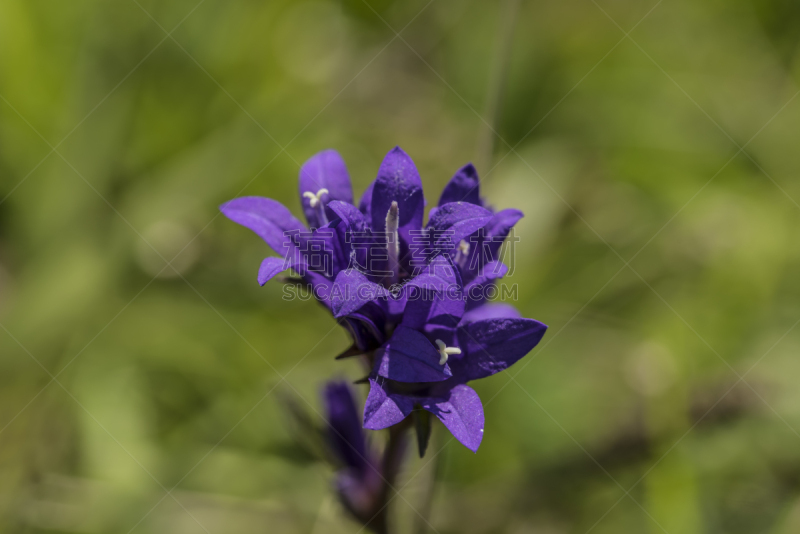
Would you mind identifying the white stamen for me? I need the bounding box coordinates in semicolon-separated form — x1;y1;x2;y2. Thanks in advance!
435;339;461;366
303;188;329;209
455;239;471;267
386;201;400;283
303;188;330;225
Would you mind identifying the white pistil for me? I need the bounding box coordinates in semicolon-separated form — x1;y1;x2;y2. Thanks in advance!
386;201;400;283
435;339;461;366
303;188;330;224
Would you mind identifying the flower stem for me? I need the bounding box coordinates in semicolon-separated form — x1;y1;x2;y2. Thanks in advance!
366;420;410;534
412;428;445;534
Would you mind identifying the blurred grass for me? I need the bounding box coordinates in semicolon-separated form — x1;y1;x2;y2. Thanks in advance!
2;0;800;532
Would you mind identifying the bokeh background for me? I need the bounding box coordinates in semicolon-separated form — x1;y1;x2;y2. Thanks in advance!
2;0;800;532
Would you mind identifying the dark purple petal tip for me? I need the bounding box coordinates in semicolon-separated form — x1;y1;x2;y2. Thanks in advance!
438;163;482;207
371;147;425;235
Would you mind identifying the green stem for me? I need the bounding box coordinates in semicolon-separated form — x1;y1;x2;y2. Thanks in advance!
412;427;446;534
366;421;410;534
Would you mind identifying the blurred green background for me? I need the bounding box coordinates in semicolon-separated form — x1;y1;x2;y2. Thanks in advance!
2;0;800;532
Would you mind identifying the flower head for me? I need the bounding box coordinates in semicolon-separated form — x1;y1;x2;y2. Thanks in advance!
219;149;356;300
359;257;547;452
221;146;546;452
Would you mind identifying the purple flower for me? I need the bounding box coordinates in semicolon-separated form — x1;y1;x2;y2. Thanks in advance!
430;163;524;309
351;149;524;311
364;290;547;452
327;149;524;346
329;249;547;452
348;255;542;452
222;146;545;452
322;381;382;523
220;149;357;299
221;146;522;312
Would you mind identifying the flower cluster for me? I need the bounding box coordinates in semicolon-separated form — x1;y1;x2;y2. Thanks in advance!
221;146;546;527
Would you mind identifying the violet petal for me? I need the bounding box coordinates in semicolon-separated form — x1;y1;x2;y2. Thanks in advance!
359;180;376;216
364;378;414;430
402;256;465;331
454;318;548;382
422;384;484;452
220;197;306;257
299;150;353;228
327;200;369;234
460;303;521;324
374;326;452;383
370;147;425;242
257;256;295;286
427;202;493;249
331;269;389;319
484;209;524;256
464;260;508;292
438;163;481;207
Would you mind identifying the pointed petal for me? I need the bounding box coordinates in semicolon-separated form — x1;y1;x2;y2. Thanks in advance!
327;200;369;233
427;202;493;250
359;180;376;216
257;256;294;286
364;378;414;430
460;303;521;324
220;197;306;256
402;256;465;330
405;254;461;294
402;292;464;331
327;204;375;274
457;209;522;290
331;269;389;319
463;260;508;307
484;209;523;256
464;261;508;291
454;318;548;381
370;147;425;240
438;163;481;206
299;150;353;228
374;326;452;383
423;384;484;452
294;225;341;278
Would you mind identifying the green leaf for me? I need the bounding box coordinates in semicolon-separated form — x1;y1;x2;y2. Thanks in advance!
413;407;432;458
